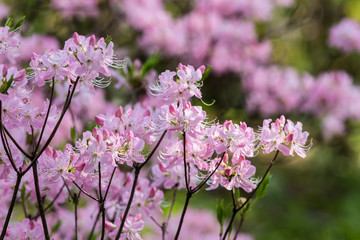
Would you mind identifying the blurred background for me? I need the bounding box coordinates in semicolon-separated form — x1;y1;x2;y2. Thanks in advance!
1;0;360;239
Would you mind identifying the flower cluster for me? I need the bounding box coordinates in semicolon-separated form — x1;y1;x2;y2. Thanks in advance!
51;0;99;18
0;26;20;55
114;0;294;73
243;65;360;139
30;32;124;90
329;18;360;53
0;28;311;239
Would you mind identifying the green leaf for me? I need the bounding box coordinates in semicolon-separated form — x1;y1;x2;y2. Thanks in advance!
216;199;225;225
25;191;32;200
71;126;76;143
141;54;161;77
234;189;240;203
216;199;225;237
199;65;212;83
128;63;134;78
51;220;62;234
0;75;14;94
5;18;12;27
20;184;26;203
10;16;25;32
254;174;271;204
89;235;97;240
105;35;112;46
241;198;253;216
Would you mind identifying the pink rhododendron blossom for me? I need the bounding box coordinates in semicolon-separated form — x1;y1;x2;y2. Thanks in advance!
5;218;44;240
0;26;20;55
52;0;99;18
29;32;125;91
260;115;311;158
207;153;257;192
329;18;360;53
108;214;144;240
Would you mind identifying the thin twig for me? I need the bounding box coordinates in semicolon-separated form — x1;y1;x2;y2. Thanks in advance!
221;151;280;240
183;132;190;192
34;78;55;154
73;181;99;202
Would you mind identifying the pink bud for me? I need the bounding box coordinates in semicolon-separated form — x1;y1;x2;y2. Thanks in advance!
159;162;167;172
286;133;294;142
144;109;151;117
45;146;53;156
96;135;101;143
95;116;105;126
134;214;142;221
276;115;286;128
178;63;185;71
149;186;156;198
223;153;229;163
76;163;85;171
240;122;247;131
199;65;205;74
134;59;142;69
1;65;7;77
115;106;123;118
224;120;232;130
224;168;232;176
185;101;192;110
89;35;96;46
53;150;60;159
13;69;25;81
280;115;286;124
72;32;81;45
29;220;35;230
103;129;109;140
104;221;117;231
92;127;98;137
169;104;176;115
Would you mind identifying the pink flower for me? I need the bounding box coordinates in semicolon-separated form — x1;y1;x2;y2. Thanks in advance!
0;26;20;54
260;115;311;157
329;18;360;53
207;154;257;192
52;0;99;18
5;218;44;240
108;214;144;240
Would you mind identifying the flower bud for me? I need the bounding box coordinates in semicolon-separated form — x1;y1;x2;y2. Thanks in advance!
223;153;229;164
95;116;105;126
134;59;142;69
286;133;294;142
45;146;53;156
224;168;232;176
92;127;98;137
115;106;123;118
105;221;117;231
53;150;60;159
237;197;247;206
76;163;85;171
148;186;156;198
72;32;81;45
103;129;109;140
89;35;96;46
169;104;176;116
